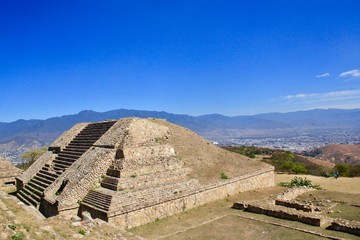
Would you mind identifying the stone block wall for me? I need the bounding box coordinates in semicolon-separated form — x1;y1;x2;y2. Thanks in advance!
121;145;179;176
276;186;314;201
331;220;360;236
96;118;169;149
108;167;274;228
275;199;313;212
245;204;324;226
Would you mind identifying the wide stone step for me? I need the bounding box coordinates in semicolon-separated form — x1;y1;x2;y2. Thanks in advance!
83;198;111;210
83;200;110;211
30;178;49;189
83;191;112;208
22;187;41;202
53;162;70;170
57;152;82;159
81;125;111;130
77;131;106;136
82;199;110;211
28;180;46;192
33;175;52;185
69;139;97;145
39;169;60;178
100;182;117;191
53;159;73;166
36;172;57;182
63;146;89;152
18;190;39;207
73;136;102;141
102;176;119;185
24;184;43;198
17;192;31;206
67;143;93;148
83;194;112;205
106;169;121;178
56;155;78;162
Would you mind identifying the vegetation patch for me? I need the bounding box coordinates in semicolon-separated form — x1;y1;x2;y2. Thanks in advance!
220;172;229;180
11;232;25;240
279;176;321;189
8;224;17;231
332;163;360;177
225;146;332;176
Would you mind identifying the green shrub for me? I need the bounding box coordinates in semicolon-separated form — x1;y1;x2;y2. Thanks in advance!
220;172;229;180
279;176;321;189
8;224;16;231
11;232;25;240
79;229;86;235
332;164;350;177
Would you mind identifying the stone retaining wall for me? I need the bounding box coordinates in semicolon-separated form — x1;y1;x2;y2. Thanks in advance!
245;204;324;226
275;199;313;212
117;167;191;190
108;167;274;228
122;145;177;176
331;220;360;236
276;186;315;201
96;118;169;149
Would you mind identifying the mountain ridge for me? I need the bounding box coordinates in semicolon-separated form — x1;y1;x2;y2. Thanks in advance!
1;108;360;144
1;108;360;164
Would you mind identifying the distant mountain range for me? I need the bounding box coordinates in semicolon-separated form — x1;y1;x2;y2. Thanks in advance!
1;108;360;145
1;108;360;164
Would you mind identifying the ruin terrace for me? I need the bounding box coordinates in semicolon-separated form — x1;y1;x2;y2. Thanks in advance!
16;117;274;228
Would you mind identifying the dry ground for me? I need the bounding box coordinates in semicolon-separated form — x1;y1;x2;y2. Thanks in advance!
130;174;360;240
1;174;359;239
275;174;360;194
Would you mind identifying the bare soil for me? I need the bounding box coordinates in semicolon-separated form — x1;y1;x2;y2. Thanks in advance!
153;119;269;184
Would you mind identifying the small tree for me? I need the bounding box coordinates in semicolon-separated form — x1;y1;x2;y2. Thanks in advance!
18;147;47;170
333;164;350;177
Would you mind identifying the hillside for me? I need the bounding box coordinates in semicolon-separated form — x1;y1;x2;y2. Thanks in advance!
306;144;360;165
304;143;360;165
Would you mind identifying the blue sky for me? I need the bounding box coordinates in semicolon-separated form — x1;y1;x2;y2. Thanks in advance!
1;1;360;122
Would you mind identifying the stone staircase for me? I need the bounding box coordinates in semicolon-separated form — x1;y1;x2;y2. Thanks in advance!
79;167;121;220
17;121;116;208
101;168;121;191
80;190;113;221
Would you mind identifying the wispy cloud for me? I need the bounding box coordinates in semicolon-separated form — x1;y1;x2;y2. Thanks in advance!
316;73;330;78
339;69;360;78
283;89;360;103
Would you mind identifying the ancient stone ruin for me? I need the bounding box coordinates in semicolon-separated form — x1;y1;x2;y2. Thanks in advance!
0;156;22;186
16;118;274;228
